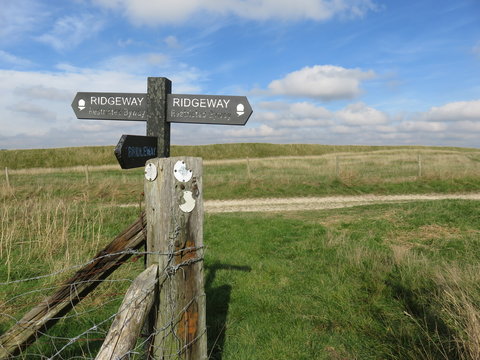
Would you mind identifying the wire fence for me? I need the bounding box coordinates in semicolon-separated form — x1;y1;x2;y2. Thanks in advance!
0;219;206;359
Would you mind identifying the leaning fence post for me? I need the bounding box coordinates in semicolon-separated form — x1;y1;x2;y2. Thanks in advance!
144;157;207;359
95;264;159;360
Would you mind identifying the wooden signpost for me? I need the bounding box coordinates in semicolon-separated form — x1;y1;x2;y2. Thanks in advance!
71;77;252;359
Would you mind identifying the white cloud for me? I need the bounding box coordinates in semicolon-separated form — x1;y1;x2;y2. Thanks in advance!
267;65;375;100
93;53;205;92
335;102;388;125
255;101;333;127
0;50;33;68
398;121;448;133
424;99;480;122
225;124;289;139
0;0;46;43
92;0;377;25
165;36;181;49
0;68;144;141
0;52;209;149
36;14;104;51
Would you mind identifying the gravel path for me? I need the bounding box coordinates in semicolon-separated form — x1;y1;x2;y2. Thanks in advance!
204;193;480;213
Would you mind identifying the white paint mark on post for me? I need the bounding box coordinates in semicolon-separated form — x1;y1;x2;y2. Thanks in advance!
174;160;193;183
145;163;158;181
179;191;196;213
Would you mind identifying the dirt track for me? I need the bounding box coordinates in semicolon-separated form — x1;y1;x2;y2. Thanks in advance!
204;193;480;213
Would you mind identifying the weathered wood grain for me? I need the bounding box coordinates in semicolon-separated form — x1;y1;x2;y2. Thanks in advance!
144;157;207;360
95;264;159;360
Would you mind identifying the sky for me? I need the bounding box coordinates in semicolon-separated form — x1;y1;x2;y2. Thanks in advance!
0;0;479;150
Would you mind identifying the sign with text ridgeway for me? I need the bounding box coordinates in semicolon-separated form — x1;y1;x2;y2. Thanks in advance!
167;94;252;125
71;92;147;121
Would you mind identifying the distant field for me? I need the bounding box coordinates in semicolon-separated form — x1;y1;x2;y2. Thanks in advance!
1;143;479;359
1;144;479;203
1;142;478;169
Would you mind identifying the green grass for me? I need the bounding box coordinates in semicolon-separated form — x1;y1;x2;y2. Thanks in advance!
1;199;479;359
1;143;479;359
204;201;480;359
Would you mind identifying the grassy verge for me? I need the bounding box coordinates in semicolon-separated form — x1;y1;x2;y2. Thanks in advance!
1;199;479;359
204;200;480;359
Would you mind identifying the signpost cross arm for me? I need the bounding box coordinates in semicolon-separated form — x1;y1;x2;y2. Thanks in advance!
147;77;171;158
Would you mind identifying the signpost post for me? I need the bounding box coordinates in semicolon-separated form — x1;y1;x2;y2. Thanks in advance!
72;77;252;360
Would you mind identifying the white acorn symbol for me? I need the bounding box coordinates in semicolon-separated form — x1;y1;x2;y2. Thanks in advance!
236;103;244;116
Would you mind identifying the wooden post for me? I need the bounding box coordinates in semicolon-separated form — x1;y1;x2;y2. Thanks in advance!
246;157;251;181
95;264;159;360
144;157;207;360
4;167;10;188
417;154;422;178
85;165;90;185
335;156;340;178
147;77;171;158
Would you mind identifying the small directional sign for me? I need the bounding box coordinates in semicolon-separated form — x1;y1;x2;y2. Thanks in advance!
167;94;252;125
114;135;157;169
72;92;147;121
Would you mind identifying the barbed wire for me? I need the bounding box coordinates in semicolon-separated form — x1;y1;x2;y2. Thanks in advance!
1;246;206;359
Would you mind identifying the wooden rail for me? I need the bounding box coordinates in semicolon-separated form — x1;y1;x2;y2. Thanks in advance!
0;213;147;359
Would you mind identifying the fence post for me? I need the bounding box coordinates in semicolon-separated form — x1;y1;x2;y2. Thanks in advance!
417;154;422;178
4;167;10;188
144;157;207;360
335;156;340;178
85;165;90;185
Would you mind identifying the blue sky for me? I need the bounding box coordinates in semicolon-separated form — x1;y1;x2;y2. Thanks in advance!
0;0;479;150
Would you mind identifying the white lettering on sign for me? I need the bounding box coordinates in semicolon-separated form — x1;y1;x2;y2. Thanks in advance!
90;96;145;107
172;97;230;109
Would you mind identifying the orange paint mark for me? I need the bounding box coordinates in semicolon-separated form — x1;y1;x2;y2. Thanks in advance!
178;308;199;345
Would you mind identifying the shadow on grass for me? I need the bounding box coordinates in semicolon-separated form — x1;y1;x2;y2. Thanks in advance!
385;271;461;360
205;262;251;360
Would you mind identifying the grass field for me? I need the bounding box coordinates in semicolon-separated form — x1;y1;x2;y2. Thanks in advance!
1;143;479;359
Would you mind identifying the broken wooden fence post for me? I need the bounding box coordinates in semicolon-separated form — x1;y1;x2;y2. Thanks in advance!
95;264;159;360
144;157;207;360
